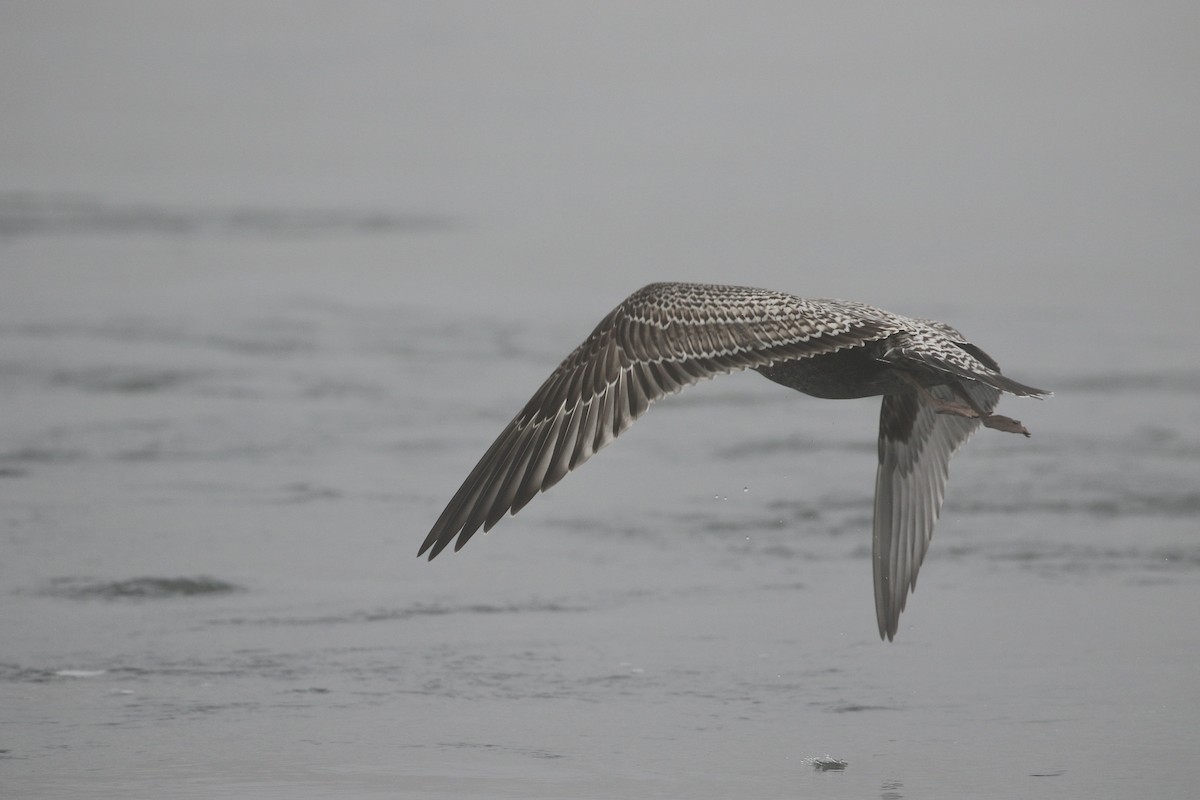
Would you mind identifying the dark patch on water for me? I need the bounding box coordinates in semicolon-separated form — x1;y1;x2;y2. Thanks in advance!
298;378;389;401
40;576;243;600
825;702;896;714
715;435;874;460
0;663;61;683
1039;429;1200;461
667;389;794;410
696;515;797;535
0;192;455;239
144;700;263;721
662;499;869;550
0;445;86;465
546;515;651;542
2;319;175;345
4;417;306;466
3;315;321;360
767;498;835;516
1124;430;1200;460
951;489;1200;518
434;741;565;760
0;653;304;686
266;482;343;504
0;664;122;683
211;599;584;627
49;366;201;394
664;501;822;534
988;543;1200;575
1056;370;1200;394
201;330;319;357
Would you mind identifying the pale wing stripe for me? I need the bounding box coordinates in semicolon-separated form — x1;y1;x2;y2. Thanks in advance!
570;392;602;468
462;423;536;539
430;423;522;548
592;382;617;453
613;369;634;436
541;399;584;493
487;414;558;531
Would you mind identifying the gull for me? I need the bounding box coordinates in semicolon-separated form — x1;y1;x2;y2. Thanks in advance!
419;282;1048;640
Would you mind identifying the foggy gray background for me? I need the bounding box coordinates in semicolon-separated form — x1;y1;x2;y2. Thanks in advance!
6;2;1197;318
3;3;1198;798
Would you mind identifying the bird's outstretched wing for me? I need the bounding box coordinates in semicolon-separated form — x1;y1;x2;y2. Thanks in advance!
873;380;998;640
420;282;894;559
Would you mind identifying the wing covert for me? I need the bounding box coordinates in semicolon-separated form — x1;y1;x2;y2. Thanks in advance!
420;282;892;559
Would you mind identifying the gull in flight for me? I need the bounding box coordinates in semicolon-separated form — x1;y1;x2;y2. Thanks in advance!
420;282;1048;640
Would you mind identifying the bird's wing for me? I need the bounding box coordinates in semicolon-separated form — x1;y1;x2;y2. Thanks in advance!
885;329;1051;398
421;282;895;559
873;380;999;640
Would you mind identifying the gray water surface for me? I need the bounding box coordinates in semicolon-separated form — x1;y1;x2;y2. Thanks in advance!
3;4;1199;798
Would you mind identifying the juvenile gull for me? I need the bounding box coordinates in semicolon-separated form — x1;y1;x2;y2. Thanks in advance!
420;282;1049;640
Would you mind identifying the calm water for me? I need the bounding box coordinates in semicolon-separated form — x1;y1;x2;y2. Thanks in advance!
3;4;1199;798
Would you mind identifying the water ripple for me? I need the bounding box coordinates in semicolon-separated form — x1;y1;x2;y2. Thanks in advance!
1056;370;1200;394
212;599;586;627
0;193;454;239
951;490;1200;518
37;576;243;600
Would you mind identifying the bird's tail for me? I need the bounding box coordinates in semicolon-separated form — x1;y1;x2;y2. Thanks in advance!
985;372;1051;398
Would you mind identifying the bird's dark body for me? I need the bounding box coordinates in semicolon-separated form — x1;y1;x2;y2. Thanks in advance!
421;282;1048;640
756;339;934;399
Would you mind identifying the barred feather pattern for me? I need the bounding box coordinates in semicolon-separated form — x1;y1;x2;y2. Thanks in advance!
420;282;1049;641
419;283;896;559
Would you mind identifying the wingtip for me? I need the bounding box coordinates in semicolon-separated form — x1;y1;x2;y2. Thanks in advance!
418;530;451;560
417;536;434;560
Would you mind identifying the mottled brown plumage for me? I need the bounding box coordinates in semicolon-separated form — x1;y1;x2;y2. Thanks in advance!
420;282;1049;640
